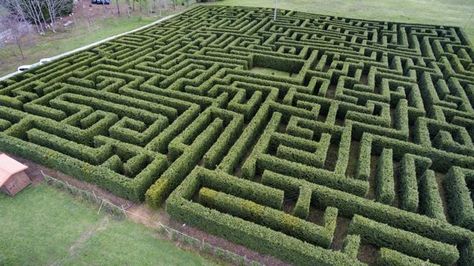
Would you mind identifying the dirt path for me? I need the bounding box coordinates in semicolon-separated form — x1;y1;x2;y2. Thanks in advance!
50;217;110;266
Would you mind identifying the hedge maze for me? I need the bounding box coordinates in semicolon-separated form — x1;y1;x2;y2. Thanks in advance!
1;5;474;265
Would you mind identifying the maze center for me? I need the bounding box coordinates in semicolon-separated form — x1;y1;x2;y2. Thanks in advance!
1;5;474;265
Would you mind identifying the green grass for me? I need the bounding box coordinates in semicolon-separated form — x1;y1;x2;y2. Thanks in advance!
215;0;474;44
0;184;215;266
250;67;294;77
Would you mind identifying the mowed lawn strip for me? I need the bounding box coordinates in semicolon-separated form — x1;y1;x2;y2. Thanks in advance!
0;184;215;266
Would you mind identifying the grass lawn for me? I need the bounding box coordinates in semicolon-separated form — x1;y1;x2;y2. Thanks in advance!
0;184;215;266
216;0;474;44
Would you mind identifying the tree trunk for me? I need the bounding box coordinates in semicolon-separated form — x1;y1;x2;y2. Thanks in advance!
115;0;121;16
15;35;25;60
31;0;48;33
21;0;43;34
46;0;56;33
126;0;131;17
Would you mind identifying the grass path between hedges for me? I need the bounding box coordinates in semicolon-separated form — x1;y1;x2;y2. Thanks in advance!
216;0;474;44
0;184;217;266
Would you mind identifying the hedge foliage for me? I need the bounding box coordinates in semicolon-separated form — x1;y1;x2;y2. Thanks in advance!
293;186;312;219
2;5;474;266
348;215;459;265
377;248;439;266
444;167;474;230
375;148;395;204
199;187;333;247
261;170;474;264
166;168;364;266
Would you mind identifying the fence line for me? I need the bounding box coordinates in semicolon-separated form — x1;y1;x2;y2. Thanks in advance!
40;171;262;266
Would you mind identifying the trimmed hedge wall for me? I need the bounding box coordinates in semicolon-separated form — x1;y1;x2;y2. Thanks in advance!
166;169;364;266
261;169;474;264
293;186;312;219
375;148;395;204
377;248;439;266
348;215;459;265
199;187;334;247
2;5;474;266
444;167;474;230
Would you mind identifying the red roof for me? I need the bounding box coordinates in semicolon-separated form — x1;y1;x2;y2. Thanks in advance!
0;154;28;187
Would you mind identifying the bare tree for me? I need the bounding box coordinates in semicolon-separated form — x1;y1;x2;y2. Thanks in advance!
1;12;30;59
26;0;47;34
102;0;108;17
34;0;49;31
5;0;46;34
1;0;35;32
158;0;166;16
84;5;95;31
125;0;131;17
151;0;156;14
2;0;73;34
115;0;120;16
44;0;70;32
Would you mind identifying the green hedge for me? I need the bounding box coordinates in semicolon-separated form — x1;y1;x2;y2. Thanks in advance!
200;168;284;209
377;248;439;266
259;154;369;196
0;132;166;202
418;169;446;221
342;235;360;259
348;215;459;265
444;167;474;230
261;169;474;265
374;148;395;204
293;186;312;219
199;187;333;247
166;169;364;266
146;110;224;207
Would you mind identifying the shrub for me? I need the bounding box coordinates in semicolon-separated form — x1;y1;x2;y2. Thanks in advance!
377;248;439;266
293;186;312;219
348;215;459;265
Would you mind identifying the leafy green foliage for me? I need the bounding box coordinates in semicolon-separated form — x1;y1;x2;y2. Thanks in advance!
1;5;474;265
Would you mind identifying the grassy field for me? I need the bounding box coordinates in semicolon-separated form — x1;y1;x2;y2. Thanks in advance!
216;0;474;44
0;184;215;266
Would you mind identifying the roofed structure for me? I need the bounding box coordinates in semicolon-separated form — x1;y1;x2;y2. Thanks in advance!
0;154;31;196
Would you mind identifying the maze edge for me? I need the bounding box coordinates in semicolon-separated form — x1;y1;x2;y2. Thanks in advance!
1;5;474;265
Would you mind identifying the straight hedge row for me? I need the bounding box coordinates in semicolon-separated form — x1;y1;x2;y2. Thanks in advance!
199;187;334;248
261;169;474;264
348;215;459;265
166;167;364;266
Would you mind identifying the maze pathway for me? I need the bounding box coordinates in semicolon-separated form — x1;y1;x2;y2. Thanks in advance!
1;5;474;265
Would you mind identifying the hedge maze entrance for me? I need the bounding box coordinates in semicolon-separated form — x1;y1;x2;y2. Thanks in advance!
1;5;474;265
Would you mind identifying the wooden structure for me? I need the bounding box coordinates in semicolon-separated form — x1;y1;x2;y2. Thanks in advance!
0;154;31;196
